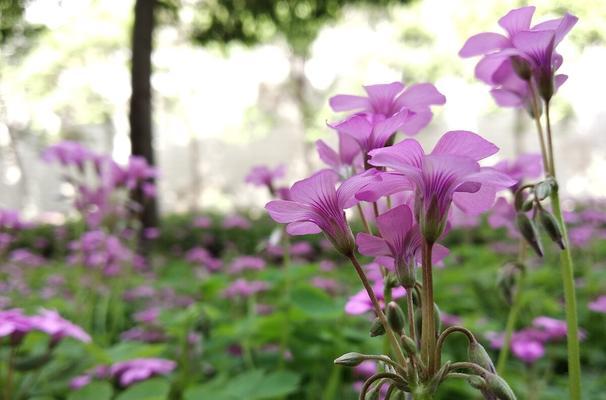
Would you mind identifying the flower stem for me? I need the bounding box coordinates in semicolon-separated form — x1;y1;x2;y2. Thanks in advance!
538;101;582;400
420;240;436;377
528;83;551;174
347;254;407;367
406;291;416;343
357;204;373;235
496;240;527;375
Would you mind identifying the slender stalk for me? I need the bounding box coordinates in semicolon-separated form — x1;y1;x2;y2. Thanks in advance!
357;203;373;235
540;101;582;400
420;241;436;376
347;254;407;366
496;240;527;375
528;83;551;174
545;102;556;177
278;228;291;369
435;326;475;367
406;291;416;343
4;346;16;400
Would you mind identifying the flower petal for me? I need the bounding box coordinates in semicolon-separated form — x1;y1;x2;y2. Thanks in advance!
337;169;381;208
368;139;425;170
355;172;413;202
490;88;525;107
498;6;536;36
363;82;405;113
400;109;434;136
394;83;446;110
331;114;373;151
459;32;510;57
289;169;339;204
265;200;316;223
356;233;391;257
329;94;369;112
286;221;322;235
372;110;409;147
376;205;414;246
316;140;340;168
453;184;497;216
432;131;499;161
532;13;578;45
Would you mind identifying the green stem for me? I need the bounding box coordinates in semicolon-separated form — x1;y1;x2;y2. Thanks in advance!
528;83;551;174
496;242;527;375
537;99;581;400
278;228;291;369
550;188;582;400
420;241;436;377
4;346;15;400
347;254;407;367
357;204;373;235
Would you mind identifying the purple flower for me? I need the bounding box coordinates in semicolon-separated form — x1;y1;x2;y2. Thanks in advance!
229;256;266;274
460;6;578;103
316;130;362;176
532;316;567;341
511;335;545;364
9;249;45;267
222;214;252;229
110;358;175;386
42;141;93;168
193;216;212;228
329;81;446;136
345;281;405;315
360;131;515;242
0;309;33;344
356;205;449;287
265;169;380;255
245;164;286;193
223;279;269;299
310;277;341;294
588;296;606;313
186;247;222;271
29;309;91;344
493;153;543;189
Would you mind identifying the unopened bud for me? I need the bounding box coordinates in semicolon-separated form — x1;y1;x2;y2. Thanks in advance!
420;195;448;243
370;317;385;337
396;259;416;289
334;352;367;367
497;262;525;306
516;212;543;257
538;73;554;103
534;181;552;201
484;373;517;400
514;189;533;212
400;335;418;356
387;302;406;333
467;375;487;390
468;341;496;374
538;209;565;250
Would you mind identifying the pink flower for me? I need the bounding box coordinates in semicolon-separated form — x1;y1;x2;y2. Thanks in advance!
229;256;266;273
29;309;91;344
193;216;212;228
345;281;405;315
223;279;269;299
222;214;252;229
245;164;286;190
532;316;567;341
110;358;175;387
316;130;362;176
329;81;445;136
356;205;449;287
186;247;222;271
459;6;578;104
266;169;380;255
588;296;606;313
359;131;515;242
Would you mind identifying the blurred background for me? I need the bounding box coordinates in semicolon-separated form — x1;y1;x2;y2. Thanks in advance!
1;0;605;222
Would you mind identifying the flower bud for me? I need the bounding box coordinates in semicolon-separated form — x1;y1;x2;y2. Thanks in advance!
467;375;487;390
515;212;543;257
370;317;385;337
514;189;533;212
511;56;532;81
420;195;448;244
468;341;496;374
334;352;367;367
484;373;517;400
325;221;356;256
400;334;418;357
538;73;554;103
497;262;525;306
387;302;406;333
533;180;553;201
538;209;565;250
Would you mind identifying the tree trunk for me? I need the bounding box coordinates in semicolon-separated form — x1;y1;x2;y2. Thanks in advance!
129;0;158;230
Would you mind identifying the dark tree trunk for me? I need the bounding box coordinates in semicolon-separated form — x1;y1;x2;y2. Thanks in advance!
129;0;158;230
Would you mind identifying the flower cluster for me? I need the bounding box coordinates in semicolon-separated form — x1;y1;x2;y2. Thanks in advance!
0;308;90;345
71;358;176;389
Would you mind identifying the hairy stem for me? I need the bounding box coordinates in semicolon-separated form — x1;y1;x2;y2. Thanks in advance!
420;241;436;377
348;254;407;367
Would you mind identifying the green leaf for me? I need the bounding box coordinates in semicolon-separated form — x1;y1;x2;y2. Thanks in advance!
251;370;301;399
67;382;113;400
114;378;170;400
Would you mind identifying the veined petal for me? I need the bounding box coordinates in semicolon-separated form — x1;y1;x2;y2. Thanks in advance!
453;184;497;215
329;94;369;112
337;169;382;209
289;169;339;204
286;221;322;235
368;139;425;170
432;130;499;161
498;6;536;36
475;54;510;84
512;30;556;65
372;110;408;148
463;167;518;188
363;82;405;114
338;131;362;165
355;172;413;202
394;83;446;110
376;205;414;247
316;140;340;168
532;13;578;45
399;109;434;136
459;32;510;57
331;114;373;151
265;200;317;223
356;233;391;257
